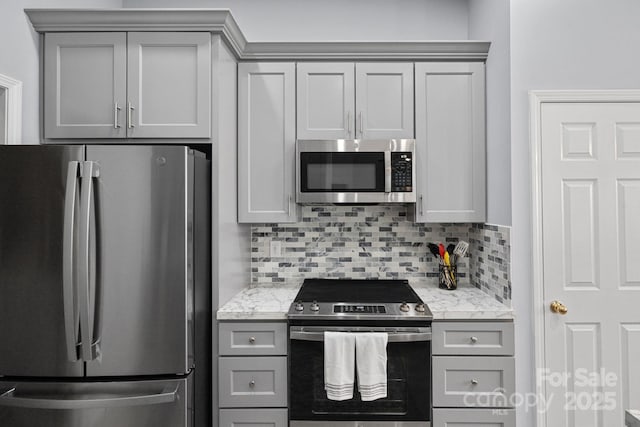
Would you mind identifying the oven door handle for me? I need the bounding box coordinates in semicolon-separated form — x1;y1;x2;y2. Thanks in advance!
289;329;432;343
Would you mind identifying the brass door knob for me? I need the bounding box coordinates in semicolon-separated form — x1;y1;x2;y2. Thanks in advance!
550;300;568;315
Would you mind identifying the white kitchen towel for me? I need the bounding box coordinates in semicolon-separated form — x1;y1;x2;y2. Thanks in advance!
324;331;356;401
355;332;388;401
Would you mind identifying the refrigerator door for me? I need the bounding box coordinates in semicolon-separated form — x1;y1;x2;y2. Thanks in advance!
84;146;193;376
0;145;85;377
0;377;191;427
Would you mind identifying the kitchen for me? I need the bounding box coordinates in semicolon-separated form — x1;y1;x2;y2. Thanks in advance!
0;1;639;427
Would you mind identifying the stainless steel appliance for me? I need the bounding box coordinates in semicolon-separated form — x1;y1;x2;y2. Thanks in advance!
288;279;433;427
296;139;416;204
0;145;210;427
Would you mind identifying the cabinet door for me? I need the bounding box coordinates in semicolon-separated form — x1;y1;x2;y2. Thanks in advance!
414;62;486;223
44;33;127;139
238;62;297;223
355;62;414;139
127;32;211;138
297;62;355;139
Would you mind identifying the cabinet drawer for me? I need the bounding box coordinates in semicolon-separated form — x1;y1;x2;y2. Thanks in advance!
433;356;515;408
433;322;514;356
433;408;515;427
219;322;287;356
219;357;287;407
219;409;288;427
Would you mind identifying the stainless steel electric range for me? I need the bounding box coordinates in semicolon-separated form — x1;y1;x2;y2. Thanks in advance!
288;279;433;427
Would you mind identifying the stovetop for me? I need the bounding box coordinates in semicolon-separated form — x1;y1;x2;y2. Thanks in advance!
287;278;433;322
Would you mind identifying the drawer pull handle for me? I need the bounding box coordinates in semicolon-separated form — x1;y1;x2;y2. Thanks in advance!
471;379;479;386
249;337;256;344
470;336;478;343
249;380;256;388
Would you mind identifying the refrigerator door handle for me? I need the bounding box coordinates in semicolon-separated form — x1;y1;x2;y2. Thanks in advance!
0;384;179;409
63;161;81;362
78;161;100;362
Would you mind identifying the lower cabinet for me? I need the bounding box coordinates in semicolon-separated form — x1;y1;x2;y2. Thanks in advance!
218;321;288;426
432;321;515;427
219;409;288;427
433;408;516;427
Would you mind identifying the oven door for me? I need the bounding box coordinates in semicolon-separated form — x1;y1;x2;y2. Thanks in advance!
289;326;431;426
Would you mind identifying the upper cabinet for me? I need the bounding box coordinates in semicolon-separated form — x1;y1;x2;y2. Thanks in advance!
238;62;298;223
44;32;211;139
297;62;413;140
413;62;486;223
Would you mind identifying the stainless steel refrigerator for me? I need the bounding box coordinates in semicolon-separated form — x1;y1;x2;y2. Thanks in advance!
0;145;210;427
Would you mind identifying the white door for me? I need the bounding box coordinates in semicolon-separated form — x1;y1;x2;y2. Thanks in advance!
539;101;640;426
127;32;211;138
44;32;127;139
296;62;355;140
355;62;414;139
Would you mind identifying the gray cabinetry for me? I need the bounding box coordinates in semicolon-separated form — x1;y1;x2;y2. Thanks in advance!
44;32;211;139
297;62;413;139
218;321;288;426
238;62;297;223
414;62;486;223
432;321;515;427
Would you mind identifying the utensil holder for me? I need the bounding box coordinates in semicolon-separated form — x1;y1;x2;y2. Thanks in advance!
439;264;457;290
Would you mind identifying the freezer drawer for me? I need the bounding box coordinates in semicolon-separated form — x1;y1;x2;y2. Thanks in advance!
0;377;192;427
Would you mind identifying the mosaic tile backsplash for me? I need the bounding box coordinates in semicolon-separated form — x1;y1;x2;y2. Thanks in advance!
251;205;511;305
469;223;512;305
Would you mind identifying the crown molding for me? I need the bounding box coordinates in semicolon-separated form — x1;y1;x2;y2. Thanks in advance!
25;9;490;61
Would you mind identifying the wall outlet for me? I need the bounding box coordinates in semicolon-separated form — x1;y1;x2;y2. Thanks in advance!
270;240;282;257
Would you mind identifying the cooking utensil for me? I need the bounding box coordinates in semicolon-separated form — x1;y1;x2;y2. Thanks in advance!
443;251;456;287
438;243;445;259
427;242;440;259
453;241;469;259
446;243;457;264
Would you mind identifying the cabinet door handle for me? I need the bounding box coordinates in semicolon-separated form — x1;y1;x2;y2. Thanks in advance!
288;194;292;217
346;111;351;137
470;336;478;343
471;379;479;386
249;380;256;388
127;102;135;129
358;111;363;137
114;102;121;129
249;336;256;344
419;195;424;216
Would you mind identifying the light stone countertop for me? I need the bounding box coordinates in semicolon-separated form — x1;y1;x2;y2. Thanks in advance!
627;410;640;427
216;282;514;321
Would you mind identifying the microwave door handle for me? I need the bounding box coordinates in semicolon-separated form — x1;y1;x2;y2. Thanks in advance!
290;330;432;343
384;151;392;193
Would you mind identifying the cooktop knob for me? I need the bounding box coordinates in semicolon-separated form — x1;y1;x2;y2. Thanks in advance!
415;303;426;313
399;302;410;312
294;301;304;312
310;301;320;312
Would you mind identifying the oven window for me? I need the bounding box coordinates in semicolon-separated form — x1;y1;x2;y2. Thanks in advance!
290;338;431;422
300;152;385;192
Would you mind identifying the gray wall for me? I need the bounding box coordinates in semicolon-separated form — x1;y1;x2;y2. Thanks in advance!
510;0;640;426
0;0;123;144
123;0;470;41
468;0;511;226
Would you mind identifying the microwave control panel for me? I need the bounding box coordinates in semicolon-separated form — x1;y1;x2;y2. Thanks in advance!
391;152;413;192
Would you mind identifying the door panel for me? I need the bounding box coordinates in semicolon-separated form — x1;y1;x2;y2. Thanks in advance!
85;146;191;376
0;377;190;427
44;33;127;139
238;62;297;223
127;32;211;138
0;145;85;377
541;102;640;426
296;62;355;140
355;62;414;139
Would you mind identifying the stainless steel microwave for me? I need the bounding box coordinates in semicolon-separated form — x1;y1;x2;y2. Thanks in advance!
296;139;416;204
